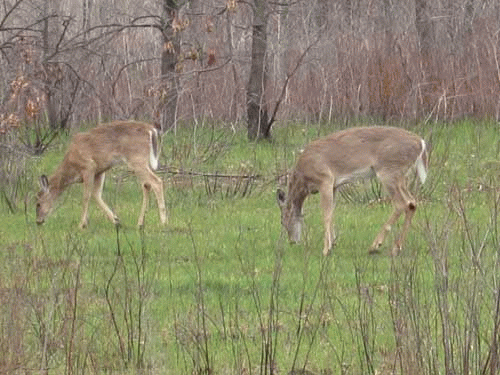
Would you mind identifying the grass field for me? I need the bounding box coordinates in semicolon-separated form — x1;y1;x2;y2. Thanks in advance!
1;120;500;374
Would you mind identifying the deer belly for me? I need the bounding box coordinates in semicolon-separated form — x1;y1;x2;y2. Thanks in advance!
335;166;375;186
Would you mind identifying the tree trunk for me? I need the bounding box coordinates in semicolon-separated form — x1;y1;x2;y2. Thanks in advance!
226;7;239;123
246;0;270;141
415;0;433;57
82;0;92;39
42;0;59;130
159;0;181;132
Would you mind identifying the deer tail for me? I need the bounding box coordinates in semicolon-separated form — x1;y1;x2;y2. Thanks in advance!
149;128;160;170
415;138;428;184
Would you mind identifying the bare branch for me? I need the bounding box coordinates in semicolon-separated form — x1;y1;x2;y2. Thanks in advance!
268;32;321;129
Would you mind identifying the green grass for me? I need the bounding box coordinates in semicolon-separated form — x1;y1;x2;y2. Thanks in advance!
1;120;500;374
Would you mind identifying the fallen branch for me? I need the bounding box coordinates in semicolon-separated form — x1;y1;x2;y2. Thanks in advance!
157;166;262;180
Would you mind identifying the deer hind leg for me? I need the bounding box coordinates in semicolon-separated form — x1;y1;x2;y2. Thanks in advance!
392;185;417;256
370;175;405;253
150;172;167;224
138;181;149;228
92;172;120;226
135;167;167;227
320;180;336;256
370;176;415;255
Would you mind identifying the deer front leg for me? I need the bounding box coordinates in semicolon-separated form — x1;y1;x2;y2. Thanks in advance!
79;172;94;229
92;172;120;226
320;183;336;256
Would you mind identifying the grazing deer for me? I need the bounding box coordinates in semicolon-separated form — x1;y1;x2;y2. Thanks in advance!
276;126;428;256
36;121;167;229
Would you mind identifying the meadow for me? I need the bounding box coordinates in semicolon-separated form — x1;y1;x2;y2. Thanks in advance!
1;120;500;374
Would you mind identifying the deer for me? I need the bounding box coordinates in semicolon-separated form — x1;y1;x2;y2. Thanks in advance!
276;126;428;256
36;121;167;229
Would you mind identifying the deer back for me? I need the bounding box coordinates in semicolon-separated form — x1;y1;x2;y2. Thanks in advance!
294;126;424;190
65;121;158;174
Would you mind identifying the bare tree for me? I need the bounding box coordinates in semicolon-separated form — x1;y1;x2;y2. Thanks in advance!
41;0;60;130
247;0;270;141
159;0;181;131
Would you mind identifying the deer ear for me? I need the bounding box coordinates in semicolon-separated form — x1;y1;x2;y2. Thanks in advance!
39;175;49;192
276;189;286;207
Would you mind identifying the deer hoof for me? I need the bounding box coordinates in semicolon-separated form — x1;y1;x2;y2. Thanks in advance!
391;244;402;257
323;238;336;256
368;247;381;255
369;240;383;254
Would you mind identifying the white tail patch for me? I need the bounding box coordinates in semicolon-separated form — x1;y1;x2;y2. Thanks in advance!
415;139;427;184
149;129;159;170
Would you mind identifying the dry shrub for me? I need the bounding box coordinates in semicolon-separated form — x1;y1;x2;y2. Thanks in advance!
0;283;28;373
270;21;500;123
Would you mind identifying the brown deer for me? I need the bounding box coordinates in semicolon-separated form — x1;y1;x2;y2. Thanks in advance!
36;121;167;229
276;126;428;256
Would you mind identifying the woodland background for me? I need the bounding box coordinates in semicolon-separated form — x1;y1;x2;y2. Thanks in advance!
2;1;500;374
1;0;500;147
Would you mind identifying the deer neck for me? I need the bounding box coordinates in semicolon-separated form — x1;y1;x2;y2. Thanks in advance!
287;170;308;215
48;161;80;196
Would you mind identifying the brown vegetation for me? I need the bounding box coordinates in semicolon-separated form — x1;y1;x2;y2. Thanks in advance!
1;1;499;146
